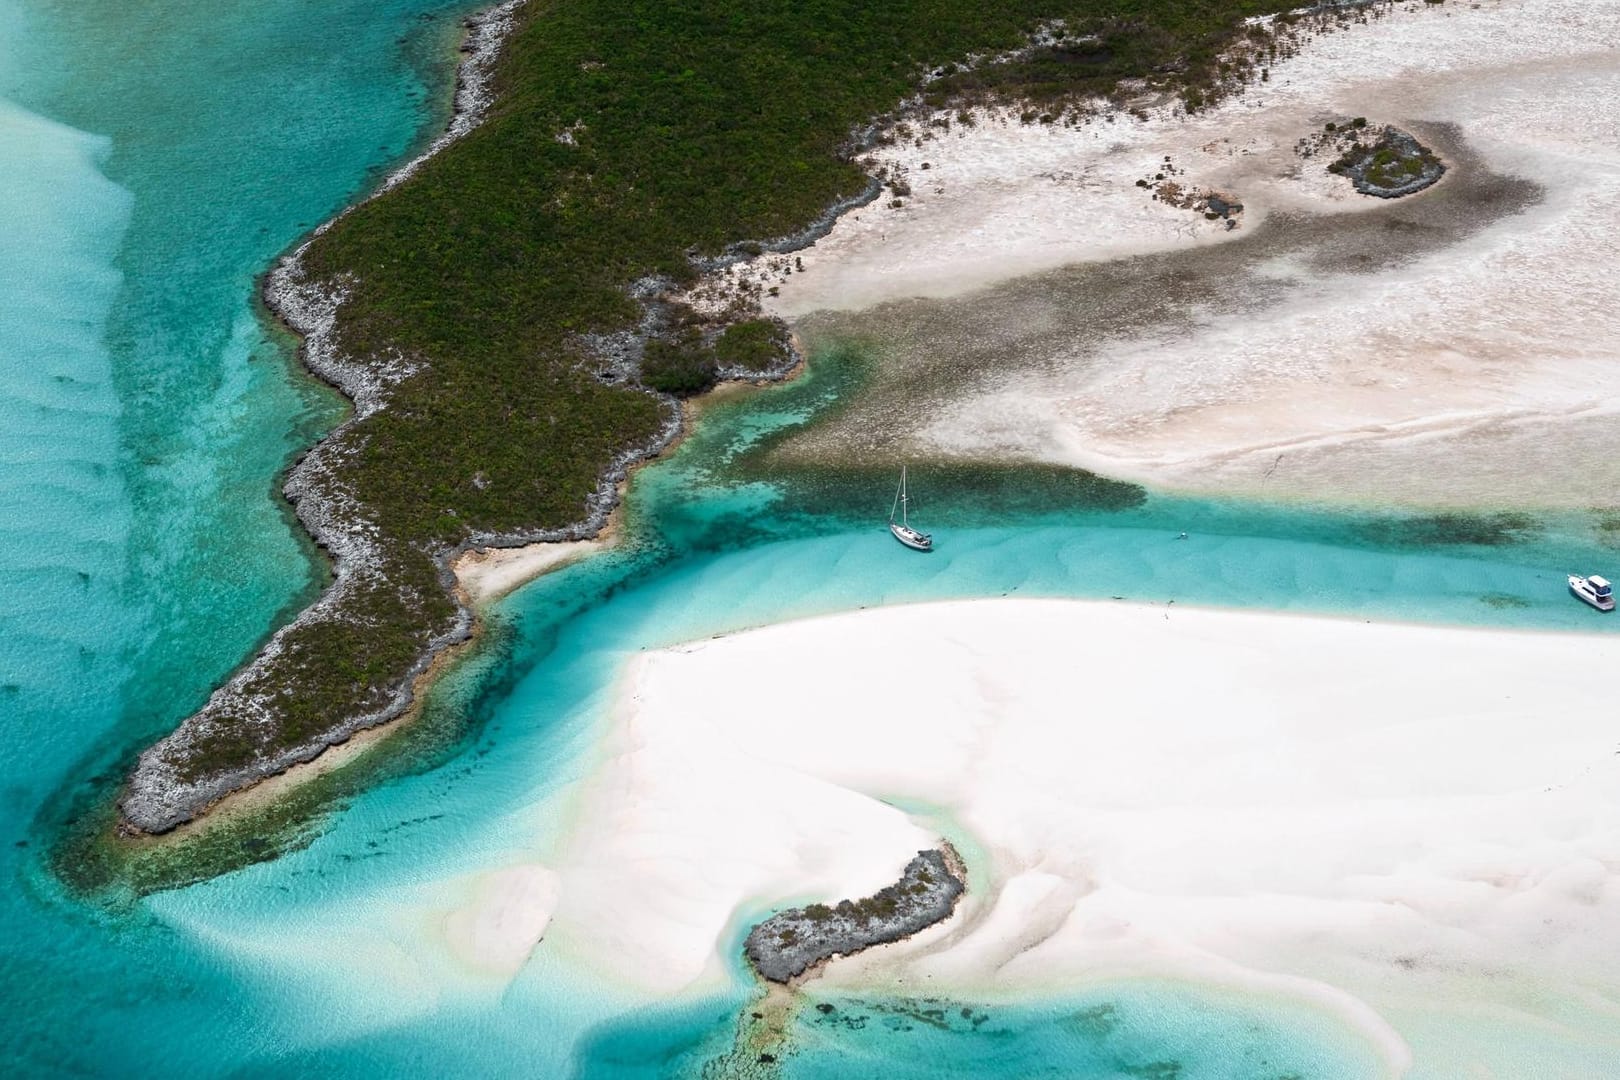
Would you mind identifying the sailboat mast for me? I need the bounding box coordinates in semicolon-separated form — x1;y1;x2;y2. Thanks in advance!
884;463;932;551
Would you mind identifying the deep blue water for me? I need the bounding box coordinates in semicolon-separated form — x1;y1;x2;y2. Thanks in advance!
4;1;1620;1076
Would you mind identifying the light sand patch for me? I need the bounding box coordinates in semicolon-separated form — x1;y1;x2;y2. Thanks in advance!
733;0;1620;508
453;539;602;605
725;3;1588;318
443;864;561;978
542;599;1620;1072
741;106;1255;317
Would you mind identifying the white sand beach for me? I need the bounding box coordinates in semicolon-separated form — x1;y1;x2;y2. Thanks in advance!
531;599;1620;1074
452;539;601;605
724;0;1620;507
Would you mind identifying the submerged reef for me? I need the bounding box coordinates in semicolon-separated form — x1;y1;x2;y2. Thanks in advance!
1359;510;1542;548
745;849;966;983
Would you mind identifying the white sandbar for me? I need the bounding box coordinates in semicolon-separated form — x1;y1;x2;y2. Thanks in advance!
442;864;560;978
540;598;1620;1072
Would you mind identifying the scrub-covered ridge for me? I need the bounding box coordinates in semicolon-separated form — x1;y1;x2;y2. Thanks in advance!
745;849;965;983
120;0;1309;832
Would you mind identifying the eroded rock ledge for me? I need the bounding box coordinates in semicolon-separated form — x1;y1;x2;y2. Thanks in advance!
744;848;966;983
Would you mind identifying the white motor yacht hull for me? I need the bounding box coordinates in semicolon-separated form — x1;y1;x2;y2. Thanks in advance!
1569;575;1615;611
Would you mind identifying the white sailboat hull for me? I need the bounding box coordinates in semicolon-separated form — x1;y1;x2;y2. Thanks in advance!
890;522;933;552
889;465;934;551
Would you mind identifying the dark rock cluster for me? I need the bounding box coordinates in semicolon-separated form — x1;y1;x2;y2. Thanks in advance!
1300;119;1445;198
744;849;965;983
1137;157;1244;230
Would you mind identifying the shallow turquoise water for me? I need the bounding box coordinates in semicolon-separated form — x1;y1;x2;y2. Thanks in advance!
0;0;471;1071
4;1;1620;1076
571;985;1385;1079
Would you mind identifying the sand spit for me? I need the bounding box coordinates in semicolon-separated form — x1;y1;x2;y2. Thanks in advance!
735;0;1620;509
540;599;1620;1072
452;540;602;606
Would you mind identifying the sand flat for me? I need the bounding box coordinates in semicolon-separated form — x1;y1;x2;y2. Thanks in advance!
732;0;1620;508
541;599;1620;1071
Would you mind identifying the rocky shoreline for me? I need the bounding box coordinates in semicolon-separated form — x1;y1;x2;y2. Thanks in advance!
744;849;966;983
117;0;858;836
1333;125;1445;198
119;1;535;836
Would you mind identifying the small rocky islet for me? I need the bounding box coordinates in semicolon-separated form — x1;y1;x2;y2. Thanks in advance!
744;849;966;983
1300;118;1446;198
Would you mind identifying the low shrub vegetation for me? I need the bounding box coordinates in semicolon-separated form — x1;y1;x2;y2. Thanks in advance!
152;0;1308;795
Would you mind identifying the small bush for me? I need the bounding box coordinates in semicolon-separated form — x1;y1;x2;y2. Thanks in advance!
641;337;717;395
714;319;789;372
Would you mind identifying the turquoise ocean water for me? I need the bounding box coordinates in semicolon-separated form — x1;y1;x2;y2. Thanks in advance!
4;2;1620;1076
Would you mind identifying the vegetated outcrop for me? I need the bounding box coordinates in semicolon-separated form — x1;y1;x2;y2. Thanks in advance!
1300;118;1445;198
745;849;966;983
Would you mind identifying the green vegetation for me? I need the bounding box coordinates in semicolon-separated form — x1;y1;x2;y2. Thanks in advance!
640;334;718;395
714;319;792;373
919;11;1278;115
1327;124;1443;195
147;0;1307;811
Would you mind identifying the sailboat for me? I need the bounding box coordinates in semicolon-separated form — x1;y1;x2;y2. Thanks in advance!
888;466;934;552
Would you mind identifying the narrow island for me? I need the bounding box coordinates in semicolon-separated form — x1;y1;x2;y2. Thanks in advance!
113;0;1326;841
745;849;966;983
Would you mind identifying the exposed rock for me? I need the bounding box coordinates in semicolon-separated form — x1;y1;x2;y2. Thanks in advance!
744;849;965;983
1300;120;1446;198
1146;177;1244;225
